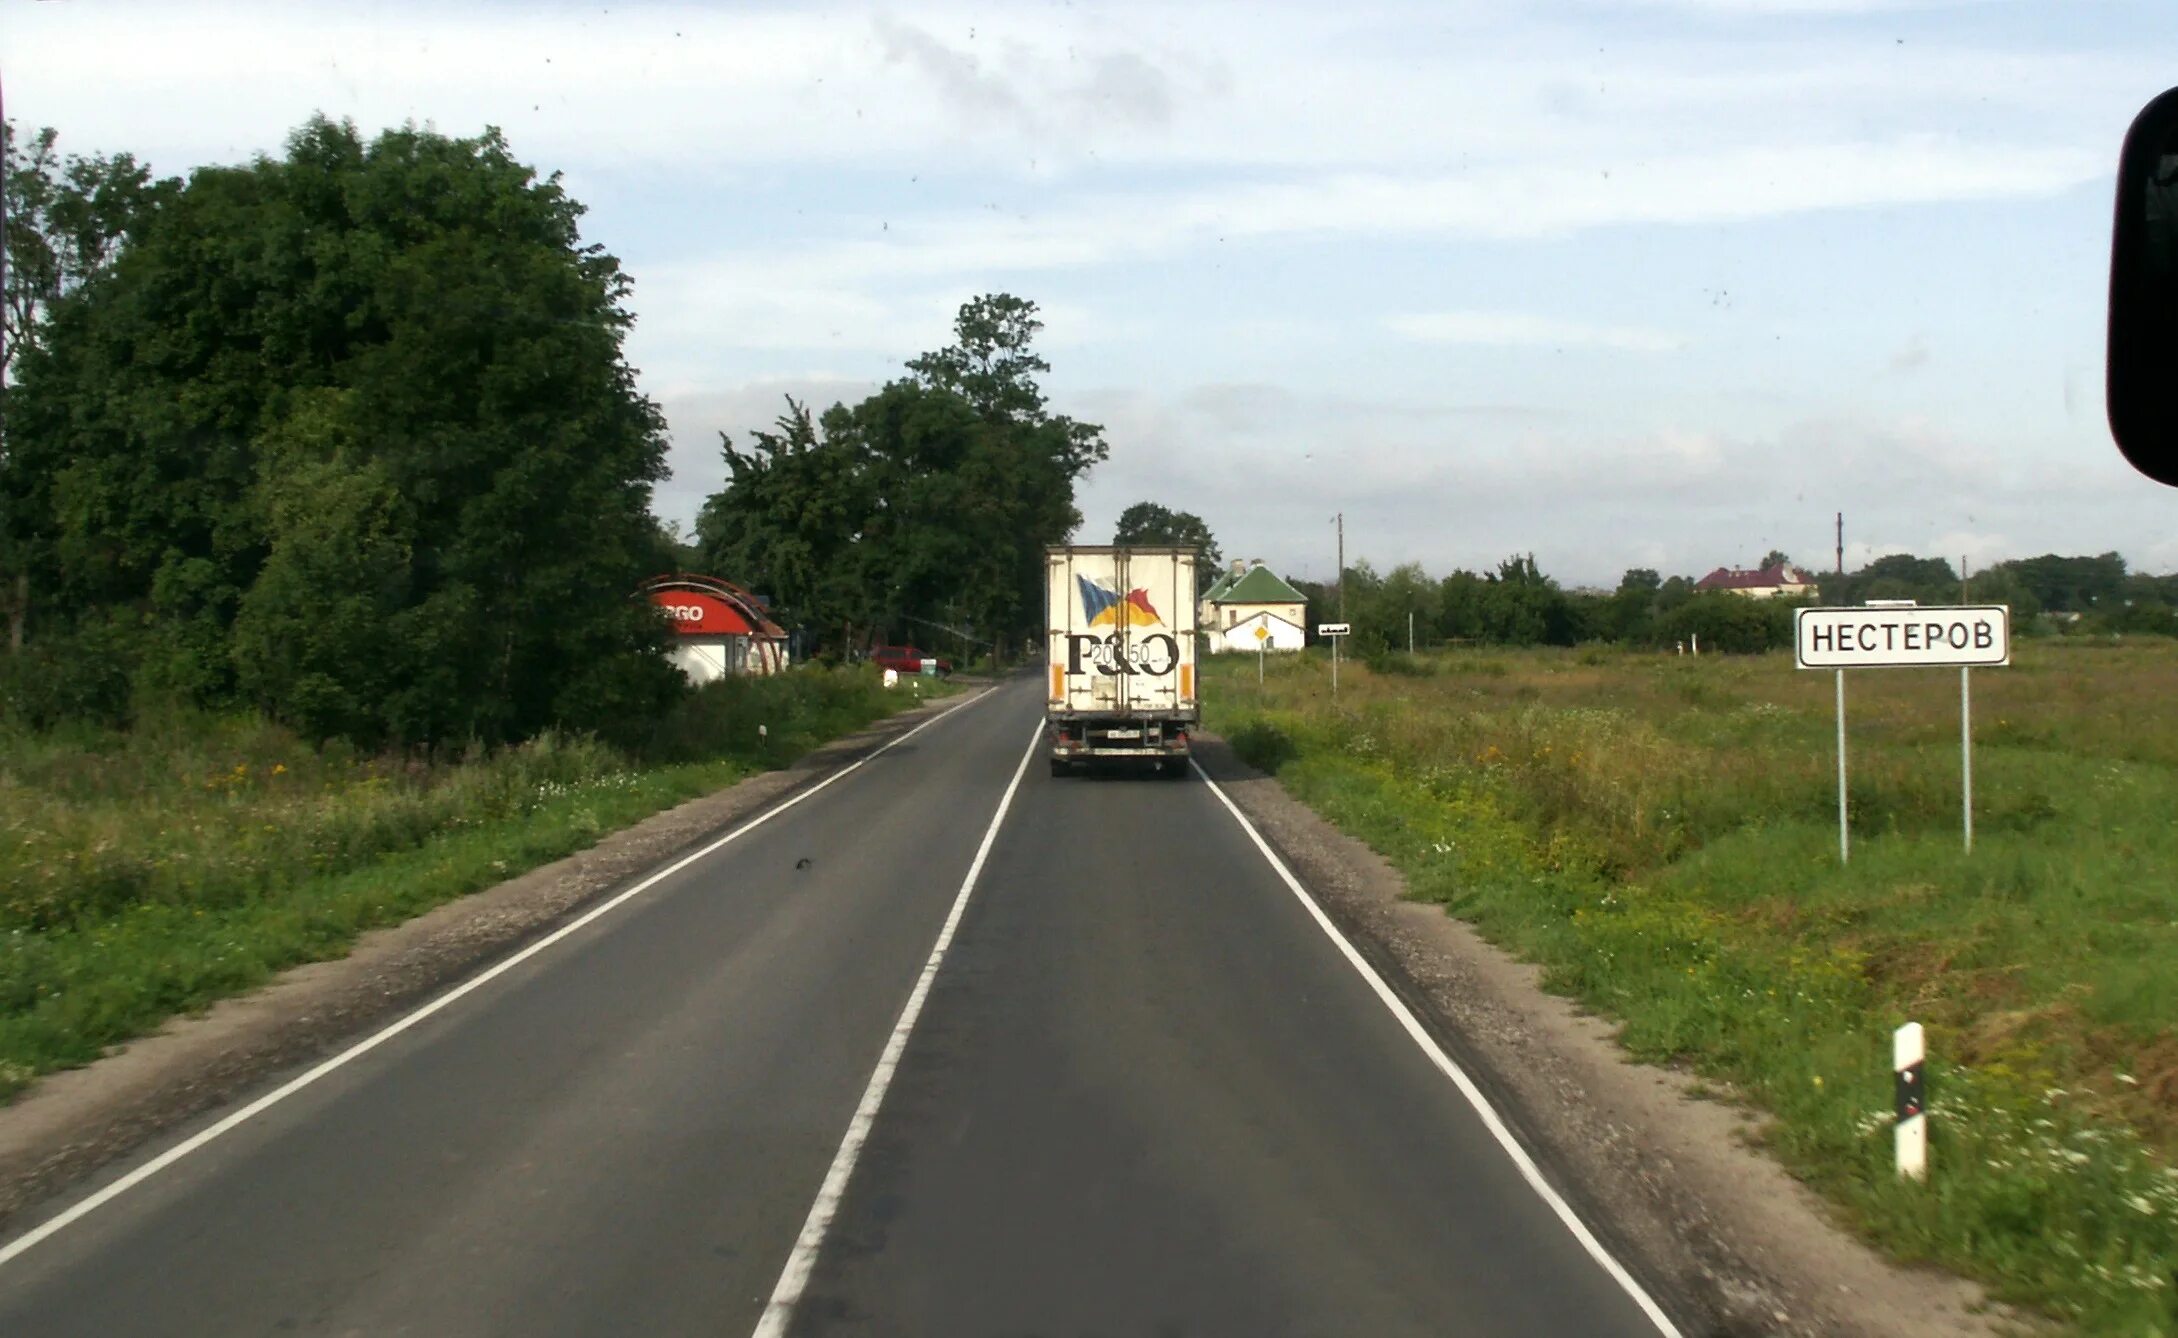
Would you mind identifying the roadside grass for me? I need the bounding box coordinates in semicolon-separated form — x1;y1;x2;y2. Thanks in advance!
0;668;952;1101
1206;642;2178;1334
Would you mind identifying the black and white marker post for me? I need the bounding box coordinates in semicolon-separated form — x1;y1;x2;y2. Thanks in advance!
1895;1021;1928;1182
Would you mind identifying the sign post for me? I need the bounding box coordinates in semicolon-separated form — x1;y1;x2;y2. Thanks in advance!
1962;666;1974;853
1836;669;1849;863
1317;622;1352;699
1254;621;1269;686
1795;605;2010;862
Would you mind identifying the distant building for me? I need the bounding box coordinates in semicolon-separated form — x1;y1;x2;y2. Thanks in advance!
640;574;790;682
1213;608;1308;654
1203;560;1310;653
1694;563;1817;600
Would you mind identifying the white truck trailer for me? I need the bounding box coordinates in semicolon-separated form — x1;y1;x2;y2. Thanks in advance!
1044;545;1200;777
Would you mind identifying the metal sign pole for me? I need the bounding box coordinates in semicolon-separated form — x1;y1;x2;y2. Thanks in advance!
1961;666;1973;853
1836;669;1850;864
1332;635;1340;699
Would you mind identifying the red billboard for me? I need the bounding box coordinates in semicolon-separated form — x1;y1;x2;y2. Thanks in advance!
649;590;755;637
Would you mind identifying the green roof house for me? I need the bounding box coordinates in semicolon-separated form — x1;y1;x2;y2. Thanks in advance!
1204;562;1309;653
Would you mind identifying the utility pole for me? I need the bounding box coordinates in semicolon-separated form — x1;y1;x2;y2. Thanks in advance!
1335;512;1345;619
1835;512;1844;577
1332;512;1345;700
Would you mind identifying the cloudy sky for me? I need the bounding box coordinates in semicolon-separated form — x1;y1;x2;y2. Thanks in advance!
11;0;2178;586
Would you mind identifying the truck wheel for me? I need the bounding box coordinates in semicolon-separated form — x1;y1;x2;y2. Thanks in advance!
1050;758;1069;778
1163;758;1189;780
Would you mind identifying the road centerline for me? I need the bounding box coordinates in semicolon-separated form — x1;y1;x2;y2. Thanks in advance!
751;717;1045;1338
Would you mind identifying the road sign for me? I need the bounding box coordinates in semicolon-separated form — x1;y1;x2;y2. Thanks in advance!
1317;622;1351;637
1795;605;2009;669
1796;604;2013;863
1253;624;1269;641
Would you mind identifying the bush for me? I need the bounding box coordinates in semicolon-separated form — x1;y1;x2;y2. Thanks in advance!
1657;591;1796;654
0;616;139;731
1226;716;1300;773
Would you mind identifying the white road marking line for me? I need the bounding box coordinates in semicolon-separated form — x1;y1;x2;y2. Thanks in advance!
0;687;998;1273
1192;761;1686;1338
751;718;1043;1338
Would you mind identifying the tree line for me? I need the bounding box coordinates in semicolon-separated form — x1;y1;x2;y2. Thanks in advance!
1;118;1099;745
1282;549;2178;657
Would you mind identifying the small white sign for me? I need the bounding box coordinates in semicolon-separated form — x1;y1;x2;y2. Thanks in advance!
1317;622;1352;637
1796;605;2010;669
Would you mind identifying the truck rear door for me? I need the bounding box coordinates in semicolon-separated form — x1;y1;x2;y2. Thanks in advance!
1047;548;1191;716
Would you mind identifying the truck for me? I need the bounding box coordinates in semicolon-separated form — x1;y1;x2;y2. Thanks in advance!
1045;545;1199;777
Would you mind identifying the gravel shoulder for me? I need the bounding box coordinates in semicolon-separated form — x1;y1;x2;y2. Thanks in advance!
0;686;988;1233
1191;734;2036;1338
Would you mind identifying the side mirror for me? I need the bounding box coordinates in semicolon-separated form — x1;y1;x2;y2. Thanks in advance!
2109;86;2178;485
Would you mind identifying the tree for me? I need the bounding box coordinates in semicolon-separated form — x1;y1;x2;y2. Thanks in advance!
2;120;171;381
3;117;675;743
698;396;878;642
1990;552;2127;613
906;295;1107;654
1345;559;1437;652
1605;567;1664;642
3;121;173;653
697;294;1106;658
1759;549;1791;572
1660;590;1793;653
1114;502;1222;588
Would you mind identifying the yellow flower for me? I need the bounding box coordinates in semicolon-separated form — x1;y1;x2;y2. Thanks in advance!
272;764;287;775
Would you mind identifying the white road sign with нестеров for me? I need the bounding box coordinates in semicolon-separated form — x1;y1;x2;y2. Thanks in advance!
1794;605;2010;669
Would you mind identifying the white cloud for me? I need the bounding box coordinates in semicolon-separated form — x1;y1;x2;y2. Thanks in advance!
12;2;2153;182
1389;311;1685;352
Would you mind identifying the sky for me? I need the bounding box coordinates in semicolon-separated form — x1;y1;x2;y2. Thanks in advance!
9;0;2178;588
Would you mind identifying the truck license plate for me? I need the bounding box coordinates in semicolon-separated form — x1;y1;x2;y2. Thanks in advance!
1103;728;1141;740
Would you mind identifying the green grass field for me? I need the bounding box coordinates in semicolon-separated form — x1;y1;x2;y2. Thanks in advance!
1204;640;2178;1334
0;668;950;1104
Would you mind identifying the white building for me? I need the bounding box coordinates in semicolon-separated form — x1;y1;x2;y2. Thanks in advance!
1213;609;1308;654
1202;562;1310;654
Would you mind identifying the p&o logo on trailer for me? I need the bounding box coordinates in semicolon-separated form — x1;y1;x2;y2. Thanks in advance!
1067;576;1178;677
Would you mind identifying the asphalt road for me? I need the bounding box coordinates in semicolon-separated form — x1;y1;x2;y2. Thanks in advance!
0;678;1673;1336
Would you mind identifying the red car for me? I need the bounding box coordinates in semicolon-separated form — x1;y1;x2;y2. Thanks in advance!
871;645;952;676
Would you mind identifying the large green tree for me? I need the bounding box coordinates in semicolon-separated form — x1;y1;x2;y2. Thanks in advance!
2;117;676;743
698;294;1106;655
1113;501;1220;557
1113;501;1221;590
3;121;173;653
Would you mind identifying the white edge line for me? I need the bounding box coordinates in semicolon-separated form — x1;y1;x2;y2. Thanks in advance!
751;718;1044;1338
0;686;997;1273
1190;760;1687;1338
